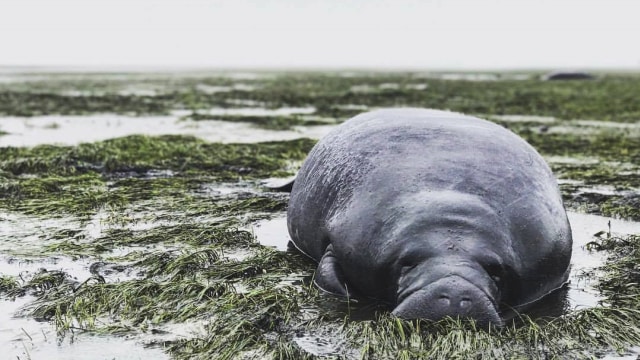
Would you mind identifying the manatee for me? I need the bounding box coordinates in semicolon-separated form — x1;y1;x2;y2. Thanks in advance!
286;108;572;326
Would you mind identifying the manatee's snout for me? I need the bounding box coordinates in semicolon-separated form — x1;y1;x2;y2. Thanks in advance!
392;276;502;327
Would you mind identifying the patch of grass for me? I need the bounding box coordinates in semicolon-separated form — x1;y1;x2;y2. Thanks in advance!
0;135;315;177
0;135;313;218
1;269;71;298
520;129;640;164
0;91;174;116
553;163;640;188
550;162;640;220
17;246;318;356
0;275;19;294
588;234;640;305
346;308;640;359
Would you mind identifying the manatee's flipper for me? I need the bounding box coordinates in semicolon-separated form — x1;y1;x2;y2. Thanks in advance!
263;177;295;192
314;244;351;297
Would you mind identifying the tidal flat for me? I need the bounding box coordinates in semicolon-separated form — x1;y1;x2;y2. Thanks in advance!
1;70;640;359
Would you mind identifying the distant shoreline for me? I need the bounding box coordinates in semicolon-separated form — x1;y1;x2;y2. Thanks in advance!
1;65;640;74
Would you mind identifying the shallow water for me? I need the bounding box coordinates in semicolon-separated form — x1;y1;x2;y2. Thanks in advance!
565;212;640;308
252;215;289;251
0;112;334;147
204;106;315;116
490;114;557;123
0;297;169;360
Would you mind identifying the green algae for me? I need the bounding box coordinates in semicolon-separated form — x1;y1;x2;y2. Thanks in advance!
0;135;314;219
1;135;314;177
519;129;640;164
0;276;19;294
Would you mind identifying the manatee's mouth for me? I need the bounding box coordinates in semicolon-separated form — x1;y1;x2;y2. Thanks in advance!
392;275;503;327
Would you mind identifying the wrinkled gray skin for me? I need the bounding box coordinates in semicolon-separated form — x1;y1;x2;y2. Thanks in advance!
287;109;572;326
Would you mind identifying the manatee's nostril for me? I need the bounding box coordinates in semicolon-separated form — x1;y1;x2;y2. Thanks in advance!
437;294;450;306
459;297;472;308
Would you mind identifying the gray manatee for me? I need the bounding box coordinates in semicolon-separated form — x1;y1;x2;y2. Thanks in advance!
287;108;572;326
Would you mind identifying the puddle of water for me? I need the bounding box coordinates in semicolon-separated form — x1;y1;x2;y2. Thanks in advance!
25;336;169;360
533;120;640;137
546;125;603;135
118;88;159;97
146;319;210;344
333;104;370;111
0;212;80;255
575;185;633;197
0;296;169;360
224;99;265;107
567;212;609;308
183;120;334;144
0;255;93;282
0;115;184;147
221;248;253;262
294;330;353;358
378;83;400;90
490;114;557;123
349;84;375;93
195;83;257;94
59;90;101;97
0;114;337;147
203;106;316;117
252;215;289;251
406;83;428;90
573;119;640;129
0;208;169;260
199;183;253;197
546;155;601;165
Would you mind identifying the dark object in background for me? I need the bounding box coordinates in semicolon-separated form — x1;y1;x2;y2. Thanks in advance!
543;71;595;81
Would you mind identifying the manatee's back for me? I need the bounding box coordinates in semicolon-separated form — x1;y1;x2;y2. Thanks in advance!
288;108;518;260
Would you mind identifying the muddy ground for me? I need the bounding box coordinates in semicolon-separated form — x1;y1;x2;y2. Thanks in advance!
1;70;640;359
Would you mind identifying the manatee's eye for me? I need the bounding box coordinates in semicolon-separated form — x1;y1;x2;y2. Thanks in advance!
482;262;504;285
